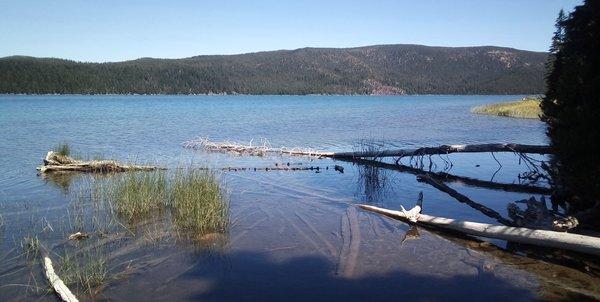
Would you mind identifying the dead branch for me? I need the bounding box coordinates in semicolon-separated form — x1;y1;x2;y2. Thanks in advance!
182;137;334;157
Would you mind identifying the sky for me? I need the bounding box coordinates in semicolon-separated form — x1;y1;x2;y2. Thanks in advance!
0;0;583;62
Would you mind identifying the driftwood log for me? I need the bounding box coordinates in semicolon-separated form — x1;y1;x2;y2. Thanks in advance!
42;253;79;302
38;239;90;301
184;139;552;159
37;151;160;173
358;204;600;256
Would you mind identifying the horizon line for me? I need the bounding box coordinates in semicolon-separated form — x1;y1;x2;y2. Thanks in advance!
0;42;549;64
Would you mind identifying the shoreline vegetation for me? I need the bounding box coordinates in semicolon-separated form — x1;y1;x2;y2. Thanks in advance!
471;96;542;119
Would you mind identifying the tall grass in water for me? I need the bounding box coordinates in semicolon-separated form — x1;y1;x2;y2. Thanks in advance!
111;171;167;221
170;169;229;235
102;168;228;235
54;142;71;156
58;247;108;295
471;97;542;119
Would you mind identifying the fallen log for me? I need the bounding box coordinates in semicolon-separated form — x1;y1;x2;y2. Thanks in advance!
417;174;515;226
37;151;160;173
43;256;79;302
184;139;552;159
357;204;600;256
338;157;551;194
40;249;79;302
332;143;552;158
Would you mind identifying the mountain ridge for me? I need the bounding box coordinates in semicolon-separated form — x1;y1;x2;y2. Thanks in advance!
0;44;548;95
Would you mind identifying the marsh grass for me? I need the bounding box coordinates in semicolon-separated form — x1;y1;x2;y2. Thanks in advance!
58;247;108;295
54;142;71;156
170;169;229;236
111;171;167;222
471;97;542;119
95;167;228;235
20;236;40;258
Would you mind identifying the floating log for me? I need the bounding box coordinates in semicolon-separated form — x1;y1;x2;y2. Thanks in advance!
37;151;160;173
358;204;600;257
332;143;553;158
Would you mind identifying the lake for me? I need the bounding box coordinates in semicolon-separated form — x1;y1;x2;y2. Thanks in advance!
0;95;597;301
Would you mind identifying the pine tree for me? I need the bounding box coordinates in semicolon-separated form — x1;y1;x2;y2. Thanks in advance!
542;0;600;214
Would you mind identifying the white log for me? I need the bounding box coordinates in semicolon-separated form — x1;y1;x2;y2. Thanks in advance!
358;204;600;256
43;256;79;302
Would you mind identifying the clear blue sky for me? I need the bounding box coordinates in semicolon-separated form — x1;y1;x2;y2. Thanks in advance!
0;0;582;62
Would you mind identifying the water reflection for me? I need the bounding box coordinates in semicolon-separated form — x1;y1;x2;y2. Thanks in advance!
40;171;81;194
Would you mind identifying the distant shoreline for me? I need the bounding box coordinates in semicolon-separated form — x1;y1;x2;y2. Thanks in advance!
0;93;535;97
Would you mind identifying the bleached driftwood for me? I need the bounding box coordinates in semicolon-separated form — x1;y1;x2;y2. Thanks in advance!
43;255;79;302
182;137;333;157
400;192;423;223
332;143;553;158
37;151;160;173
184;139;551;160
358;204;600;256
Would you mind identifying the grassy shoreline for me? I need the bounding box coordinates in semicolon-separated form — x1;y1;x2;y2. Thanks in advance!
471;97;542;119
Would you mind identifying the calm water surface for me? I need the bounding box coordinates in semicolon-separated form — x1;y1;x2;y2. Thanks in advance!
0;95;597;301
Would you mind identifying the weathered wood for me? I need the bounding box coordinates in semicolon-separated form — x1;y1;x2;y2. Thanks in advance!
332;143;553;158
358;204;600;256
417;174;515;226
185;139;552;159
43;255;79;302
37;151;161;173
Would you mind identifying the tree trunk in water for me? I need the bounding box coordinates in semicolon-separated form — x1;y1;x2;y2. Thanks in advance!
358;204;600;256
332;143;553;158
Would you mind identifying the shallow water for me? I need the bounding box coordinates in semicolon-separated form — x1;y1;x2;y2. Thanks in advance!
0;95;598;301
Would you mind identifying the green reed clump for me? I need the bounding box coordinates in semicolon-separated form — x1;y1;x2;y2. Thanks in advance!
170;169;229;235
54;142;71;156
95;167;228;235
111;171;167;221
59;248;107;295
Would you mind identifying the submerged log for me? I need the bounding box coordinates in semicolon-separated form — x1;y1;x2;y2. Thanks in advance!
338;156;551;194
358;204;600;256
417;174;515;226
332;143;553;159
42;253;79;302
44;256;79;302
37;151;160;173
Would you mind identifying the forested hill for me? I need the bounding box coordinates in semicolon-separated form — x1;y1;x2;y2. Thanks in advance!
0;44;547;95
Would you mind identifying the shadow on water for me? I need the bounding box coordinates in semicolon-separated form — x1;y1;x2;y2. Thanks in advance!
150;250;536;302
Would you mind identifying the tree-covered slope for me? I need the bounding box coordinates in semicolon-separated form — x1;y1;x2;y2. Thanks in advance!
0;44;547;95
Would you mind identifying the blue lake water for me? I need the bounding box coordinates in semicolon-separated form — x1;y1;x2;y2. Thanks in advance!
0;95;597;301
